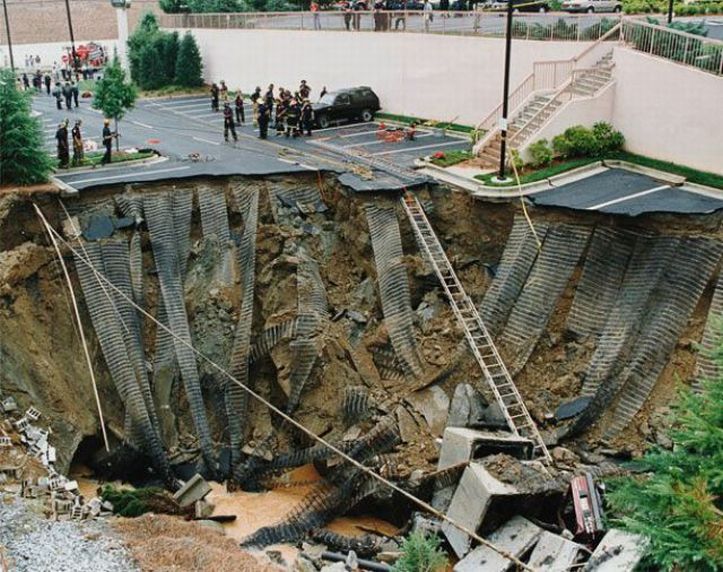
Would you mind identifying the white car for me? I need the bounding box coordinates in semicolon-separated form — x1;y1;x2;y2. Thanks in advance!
561;0;622;12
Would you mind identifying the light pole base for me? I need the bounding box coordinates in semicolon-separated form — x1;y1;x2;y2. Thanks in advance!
492;176;513;184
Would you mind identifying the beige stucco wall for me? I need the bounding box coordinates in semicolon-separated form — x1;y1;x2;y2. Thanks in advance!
185;28;592;126
611;47;723;175
520;81;615;161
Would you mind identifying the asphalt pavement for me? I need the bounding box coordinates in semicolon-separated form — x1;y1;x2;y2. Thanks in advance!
37;92;469;193
531;169;723;215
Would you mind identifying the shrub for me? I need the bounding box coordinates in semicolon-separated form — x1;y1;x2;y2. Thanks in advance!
508;148;524;172
592;122;625;154
606;344;723;571
552;125;599;159
528;139;553;168
392;531;448;572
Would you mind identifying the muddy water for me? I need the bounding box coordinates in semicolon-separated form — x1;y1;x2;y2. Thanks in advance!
207;465;398;563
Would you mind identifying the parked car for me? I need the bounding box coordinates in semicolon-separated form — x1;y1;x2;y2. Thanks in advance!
561;0;621;12
488;0;551;12
313;87;381;129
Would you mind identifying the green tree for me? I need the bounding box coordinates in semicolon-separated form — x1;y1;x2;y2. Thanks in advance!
138;44;166;90
128;12;161;83
159;0;188;12
175;33;204;87
0;68;53;185
185;0;247;12
157;32;180;86
606;338;723;571
92;58;137;150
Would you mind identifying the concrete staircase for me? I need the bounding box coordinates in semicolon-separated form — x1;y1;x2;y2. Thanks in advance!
476;51;615;169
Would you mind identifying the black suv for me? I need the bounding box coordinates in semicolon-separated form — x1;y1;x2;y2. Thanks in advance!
313;87;381;129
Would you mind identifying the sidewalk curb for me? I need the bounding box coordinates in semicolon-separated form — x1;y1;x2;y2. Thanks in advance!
55;154;167;176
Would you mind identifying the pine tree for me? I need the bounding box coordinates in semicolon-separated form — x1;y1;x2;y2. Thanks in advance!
128;12;161;84
175;33;204;88
138;44;166;90
92;58;137;150
606;328;723;571
0;68;53;186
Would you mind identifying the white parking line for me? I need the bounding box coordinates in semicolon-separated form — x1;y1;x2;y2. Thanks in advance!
586;185;670;210
64;166;191;185
313;123;374;134
131;120;153;129
371;140;467;156
152;98;206;108
193;136;221;146
343;132;433;148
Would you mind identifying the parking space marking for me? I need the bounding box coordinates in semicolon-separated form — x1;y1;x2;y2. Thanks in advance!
313;123;376;134
371;140;468;156
131;121;153;129
193;136;221;146
63;166;191;185
586;185;670;210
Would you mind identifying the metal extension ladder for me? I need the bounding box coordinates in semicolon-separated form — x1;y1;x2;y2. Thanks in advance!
401;193;551;463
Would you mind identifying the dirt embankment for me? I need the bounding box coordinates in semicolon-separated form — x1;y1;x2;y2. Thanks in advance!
1;178;720;479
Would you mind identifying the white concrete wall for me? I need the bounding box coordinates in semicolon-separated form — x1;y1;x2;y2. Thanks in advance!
520;81;615;161
184;29;591;126
611;47;723;176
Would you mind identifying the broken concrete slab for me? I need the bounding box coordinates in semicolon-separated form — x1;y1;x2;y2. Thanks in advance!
446;383;491;428
437;428;534;470
173;473;212;508
454;516;542;572
584;529;650;571
442;462;520;559
405;386;449;437
527;531;584;571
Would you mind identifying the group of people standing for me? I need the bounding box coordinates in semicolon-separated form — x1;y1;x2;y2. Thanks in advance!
211;80;318;142
54;119;116;169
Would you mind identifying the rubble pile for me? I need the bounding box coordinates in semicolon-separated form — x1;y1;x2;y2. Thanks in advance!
0;397;112;521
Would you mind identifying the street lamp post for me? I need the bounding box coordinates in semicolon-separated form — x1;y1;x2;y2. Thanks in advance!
497;0;514;181
1;0;14;71
667;0;673;23
64;0;78;71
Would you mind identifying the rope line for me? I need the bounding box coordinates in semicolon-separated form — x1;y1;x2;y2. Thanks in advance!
33;203;536;571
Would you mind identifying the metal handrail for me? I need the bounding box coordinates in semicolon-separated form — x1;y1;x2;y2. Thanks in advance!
474;21;619;152
621;18;723;75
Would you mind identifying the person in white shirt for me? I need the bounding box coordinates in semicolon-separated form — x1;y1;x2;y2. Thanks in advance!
423;0;433;33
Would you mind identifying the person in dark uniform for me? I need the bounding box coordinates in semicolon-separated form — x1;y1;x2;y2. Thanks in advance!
234;91;245;124
299;80;311;100
55;121;70;168
223;103;238;142
257;99;270;140
71;81;79;108
43;74;51;95
210;83;220;112
21;73;30;91
62;82;72;110
285;99;300;138
275;98;287;136
300;99;314;136
71;120;84;166
52;82;63;110
250;86;261;126
264;84;274;116
101;119;114;165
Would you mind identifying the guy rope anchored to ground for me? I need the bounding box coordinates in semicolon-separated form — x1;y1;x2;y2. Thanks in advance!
34;203;537;572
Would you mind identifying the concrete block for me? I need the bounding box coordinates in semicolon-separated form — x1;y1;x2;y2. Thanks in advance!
528;531;584;571
442;462;519;559
585;529;650;571
173;473;212;508
1;397;17;413
437;428;533;471
454;516;542;572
